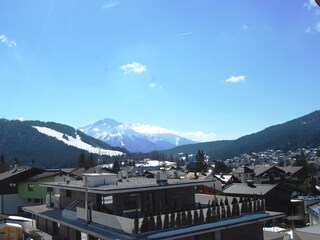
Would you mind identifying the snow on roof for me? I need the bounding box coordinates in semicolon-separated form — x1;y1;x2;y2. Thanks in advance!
33;126;123;156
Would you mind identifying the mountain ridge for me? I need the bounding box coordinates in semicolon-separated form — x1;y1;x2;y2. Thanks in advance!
163;110;320;160
80;119;197;152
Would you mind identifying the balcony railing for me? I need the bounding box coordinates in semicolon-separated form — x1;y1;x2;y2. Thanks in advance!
73;198;266;234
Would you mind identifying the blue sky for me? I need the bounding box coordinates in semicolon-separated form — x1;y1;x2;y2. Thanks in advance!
0;0;319;141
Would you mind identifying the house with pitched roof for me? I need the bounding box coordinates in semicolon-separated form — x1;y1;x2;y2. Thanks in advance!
223;182;291;213
0;166;44;215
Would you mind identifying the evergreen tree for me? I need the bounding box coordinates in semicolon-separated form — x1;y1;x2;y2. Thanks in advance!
181;211;187;225
216;205;221;220
220;199;225;219
199;205;204;223
257;199;261;212
176;212;181;226
133;209;139;234
156;214;162;230
261;199;266;212
170;212;176;228
149;216;156;231
195;150;207;176
248;199;253;213
194;210;199;224
77;152;86;168
206;201;212;222
163;213;169;229
187;210;193;225
112;159;120;173
86;154;95;169
140;214;149;233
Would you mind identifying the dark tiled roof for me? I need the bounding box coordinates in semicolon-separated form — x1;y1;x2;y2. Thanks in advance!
223;183;278;196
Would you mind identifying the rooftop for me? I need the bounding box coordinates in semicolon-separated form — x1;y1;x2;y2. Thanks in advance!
41;175;213;195
223;183;278;195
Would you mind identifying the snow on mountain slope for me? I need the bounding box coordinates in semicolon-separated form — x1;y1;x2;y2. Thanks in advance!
33;126;123;156
80;118;196;153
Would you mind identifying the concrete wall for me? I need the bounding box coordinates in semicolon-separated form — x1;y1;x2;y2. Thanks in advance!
0;193;33;215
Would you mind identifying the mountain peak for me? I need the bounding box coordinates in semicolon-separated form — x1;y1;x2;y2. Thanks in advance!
81;118;196;152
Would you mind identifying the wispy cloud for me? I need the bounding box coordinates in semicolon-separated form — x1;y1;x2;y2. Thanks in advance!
148;82;162;89
132;124;217;142
18;117;24;121
181;131;217;142
101;0;120;10
225;75;246;83
241;24;249;31
174;32;193;37
305;22;320;33
132;124;179;135
304;0;318;9
304;0;320;33
0;34;17;48
120;62;146;74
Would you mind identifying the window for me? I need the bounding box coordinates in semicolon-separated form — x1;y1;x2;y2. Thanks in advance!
9;183;16;187
123;194;140;211
102;195;113;205
28;184;34;191
66;190;72;197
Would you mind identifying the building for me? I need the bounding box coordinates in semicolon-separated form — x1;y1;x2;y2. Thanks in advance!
23;172;285;240
0;166;44;215
223;182;291;213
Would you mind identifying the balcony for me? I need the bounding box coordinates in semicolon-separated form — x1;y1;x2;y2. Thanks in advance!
72;198;266;234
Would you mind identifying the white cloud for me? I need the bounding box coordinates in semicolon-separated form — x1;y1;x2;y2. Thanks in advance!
241;24;249;31
181;131;217;142
132;124;179;135
148;82;162;89
0;35;17;48
120;62;146;74
317;22;320;32
304;0;318;9
225;75;246;83
18;117;24;121
101;0;120;10
132;124;217;142
174;32;193;37
305;22;320;33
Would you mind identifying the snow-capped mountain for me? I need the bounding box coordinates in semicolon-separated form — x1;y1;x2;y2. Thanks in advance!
33;126;123;156
80;118;197;153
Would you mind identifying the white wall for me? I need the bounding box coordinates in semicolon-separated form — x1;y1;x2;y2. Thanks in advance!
0;194;31;215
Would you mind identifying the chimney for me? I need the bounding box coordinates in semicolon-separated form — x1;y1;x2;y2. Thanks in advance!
247;179;254;187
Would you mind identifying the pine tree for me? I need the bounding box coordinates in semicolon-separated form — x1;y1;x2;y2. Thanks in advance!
176;212;181;226
112;159;120;173
220;199;225;219
170;212;176;228
149;216;156;231
248;199;253;213
182;211;187;225
133;209;139;234
206;201;212;222
199;206;204;223
140;214;149;233
77;152;86;168
187;210;193;225
163;213;169;229
194;210;199;224
86;154;95;169
156;214;162;230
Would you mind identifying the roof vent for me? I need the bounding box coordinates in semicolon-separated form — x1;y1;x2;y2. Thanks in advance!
247;180;255;188
156;171;168;185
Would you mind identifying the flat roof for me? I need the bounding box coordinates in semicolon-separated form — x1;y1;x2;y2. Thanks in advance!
40;177;214;195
